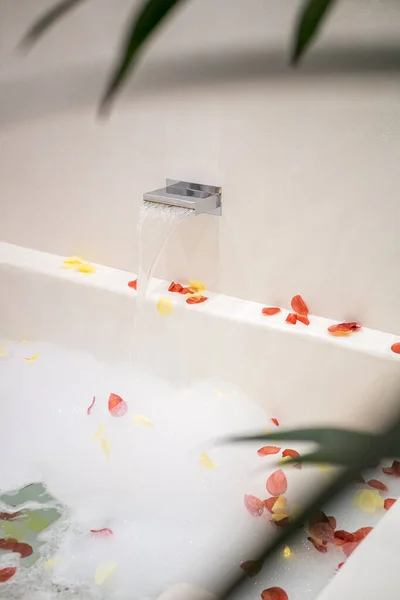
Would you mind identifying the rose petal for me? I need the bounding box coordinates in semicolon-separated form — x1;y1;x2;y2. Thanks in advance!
384;498;397;510
127;280;137;290
258;446;281;456
240;560;262;577
77;263;96;275
297;314;310;326
108;393;128;417
199;452;215;469
333;530;355;546
353;527;373;542
382;460;400;478
342;541;359;558
87;396;96;416
261;587;288;600
353;489;384;513
328;516;337;530
390;342;400;354
338;562;345;570
157;297;174;315
266;470;287;496
186;295;208;305
92;424;105;442
101;438;110;460
244;495;264;516
14;542;33;558
285;313;297;325
308;536;327;553
0;512;21;521
273;516;289;528
327;322;362;335
133;414;153;427
291;295;309;316
94;560;118;586
262;307;281;316
282;449;300;459
367;479;387;492
168;281;183;293
188;280;206;292
24;352;39;363
90;528;113;536
271;418;280;427
264;497;278;512
0;567;16;582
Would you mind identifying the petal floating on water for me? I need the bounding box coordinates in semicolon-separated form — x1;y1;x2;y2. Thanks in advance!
77;263;96;275
266;470;287;496
327;322;362;335
384;498;397;510
244;495;264;516
133;414;153;427
108;393;128;417
186;295;208;305
199;452;215;469
157;297;174;315
24;352;39;362
353;489;384;513
101;438;111;460
87;396;96;416
0;567;17;583
261;587;289;600
92;424;105;442
94;560;117;586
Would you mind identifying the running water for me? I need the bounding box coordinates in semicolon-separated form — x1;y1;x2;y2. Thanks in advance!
130;201;192;364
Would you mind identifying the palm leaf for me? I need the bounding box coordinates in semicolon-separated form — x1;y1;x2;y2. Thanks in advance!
291;0;337;65
20;0;90;48
100;0;187;114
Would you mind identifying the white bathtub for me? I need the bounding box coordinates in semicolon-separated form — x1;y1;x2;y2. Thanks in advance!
1;240;399;599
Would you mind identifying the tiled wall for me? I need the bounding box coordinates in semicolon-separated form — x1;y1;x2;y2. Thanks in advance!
1;0;400;333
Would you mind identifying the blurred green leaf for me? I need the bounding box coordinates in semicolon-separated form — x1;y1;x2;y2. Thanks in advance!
291;0;337;65
20;0;90;48
100;0;187;114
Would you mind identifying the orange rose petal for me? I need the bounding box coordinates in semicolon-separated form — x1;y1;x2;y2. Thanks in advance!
262;307;281;316
291;295;309;316
0;567;16;582
186;295;208;305
285;313;297;325
327;322;362;335
90;528;113;536
261;587;288;600
333;530;354;546
244;495;264;516
127;280;137;290
367;479;387;492
271;418;280;427
382;460;400;478
282;448;301;469
297;314;310;326
266;469;287;496
258;446;281;457
384;498;397;510
338;562;345;570
87;396;96;416
391;342;400;354
240;560;262;577
264;497;278;512
342;541;359;558
168;281;183;293
108;393;128;417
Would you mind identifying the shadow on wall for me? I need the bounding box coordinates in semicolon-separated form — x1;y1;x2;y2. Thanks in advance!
1;43;400;126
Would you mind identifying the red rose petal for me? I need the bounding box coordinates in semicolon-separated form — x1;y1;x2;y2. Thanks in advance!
0;512;21;521
14;542;33;558
264;497;278;512
297;314;310;326
282;448;301;469
342;541;359;558
90;528;113;536
391;342;400;354
108;393;128;417
353;527;373;542
244;495;264;516
87;396;96;416
168;281;183;293
333;530;355;546
0;538;17;552
266;470;287;496
328;516;337;530
180;287;194;295
338;562;345;570
186;295;208;305
262;307;281;316
308;536;328;553
0;567;16;582
127;280;137;290
240;560;263;577
261;587;288;600
258;446;281;456
271;418;280;427
285;313;297;325
291;295;309;316
384;498;397;510
327;322;362;335
367;479;387;492
382;460;400;478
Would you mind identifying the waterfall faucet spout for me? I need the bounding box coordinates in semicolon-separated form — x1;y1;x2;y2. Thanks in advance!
143;180;222;216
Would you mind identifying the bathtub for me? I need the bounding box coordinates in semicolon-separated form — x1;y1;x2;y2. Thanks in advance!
1;240;399;599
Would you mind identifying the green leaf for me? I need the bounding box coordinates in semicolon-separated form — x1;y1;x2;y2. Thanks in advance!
20;0;90;48
100;0;187;114
291;0;337;65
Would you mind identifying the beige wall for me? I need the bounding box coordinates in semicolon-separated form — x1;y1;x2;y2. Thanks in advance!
1;0;400;333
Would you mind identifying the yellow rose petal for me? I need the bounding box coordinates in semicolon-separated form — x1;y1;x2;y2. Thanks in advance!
283;546;292;558
199;452;215;469
188;280;206;292
133;414;153;428
77;262;96;275
265;428;272;434
24;352;39;362
92;424;105;442
94;560;117;586
272;512;288;522
353;489;384;514
61;256;85;269
272;495;287;513
277;456;292;466
101;438;111;460
157;297;173;316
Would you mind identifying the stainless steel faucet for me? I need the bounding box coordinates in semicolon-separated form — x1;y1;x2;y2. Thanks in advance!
143;180;222;216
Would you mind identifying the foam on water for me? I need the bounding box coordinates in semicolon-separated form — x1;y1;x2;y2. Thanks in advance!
0;339;399;600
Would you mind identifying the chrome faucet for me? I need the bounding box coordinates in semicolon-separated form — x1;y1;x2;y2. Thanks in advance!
143;180;222;216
